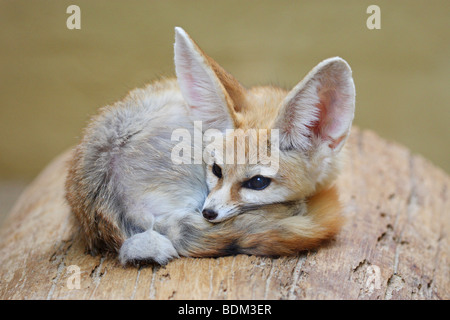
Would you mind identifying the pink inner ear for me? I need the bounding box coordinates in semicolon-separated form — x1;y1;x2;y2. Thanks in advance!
177;47;205;106
184;67;202;104
307;88;347;148
306;99;327;138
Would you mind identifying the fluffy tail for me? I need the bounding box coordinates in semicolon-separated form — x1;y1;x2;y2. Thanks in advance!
179;186;344;257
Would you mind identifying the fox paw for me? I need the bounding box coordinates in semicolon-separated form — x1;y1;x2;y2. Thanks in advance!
119;230;179;265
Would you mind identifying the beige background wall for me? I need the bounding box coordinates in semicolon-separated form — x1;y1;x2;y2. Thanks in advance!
0;0;449;185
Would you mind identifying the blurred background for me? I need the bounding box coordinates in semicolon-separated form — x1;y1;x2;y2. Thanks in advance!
0;0;449;222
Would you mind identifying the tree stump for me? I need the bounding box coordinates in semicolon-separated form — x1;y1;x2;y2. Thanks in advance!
0;127;448;300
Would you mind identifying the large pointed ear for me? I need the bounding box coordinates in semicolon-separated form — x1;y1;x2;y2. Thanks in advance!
174;27;245;131
273;57;355;154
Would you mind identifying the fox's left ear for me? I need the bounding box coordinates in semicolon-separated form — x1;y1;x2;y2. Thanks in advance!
274;57;355;154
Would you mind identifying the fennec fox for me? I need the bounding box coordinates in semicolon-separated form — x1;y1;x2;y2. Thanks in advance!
65;27;355;265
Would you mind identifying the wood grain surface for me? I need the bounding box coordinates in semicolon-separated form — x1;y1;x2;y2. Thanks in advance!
0;127;448;299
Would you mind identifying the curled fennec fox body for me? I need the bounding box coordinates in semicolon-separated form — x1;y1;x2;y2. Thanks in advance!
65;27;355;265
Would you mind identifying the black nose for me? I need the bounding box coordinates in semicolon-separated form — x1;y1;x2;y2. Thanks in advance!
202;209;218;220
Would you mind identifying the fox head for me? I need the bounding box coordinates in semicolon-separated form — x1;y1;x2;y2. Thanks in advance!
174;27;355;223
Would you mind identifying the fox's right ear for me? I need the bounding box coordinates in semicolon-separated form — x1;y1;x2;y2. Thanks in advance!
174;27;242;131
274;57;355;154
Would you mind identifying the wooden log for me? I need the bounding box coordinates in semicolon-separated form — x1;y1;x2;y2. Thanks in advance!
0;127;448;300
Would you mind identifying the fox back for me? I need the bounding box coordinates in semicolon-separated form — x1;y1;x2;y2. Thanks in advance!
65;27;355;264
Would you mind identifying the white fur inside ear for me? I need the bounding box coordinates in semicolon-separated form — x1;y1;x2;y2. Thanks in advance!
275;57;355;153
174;27;233;131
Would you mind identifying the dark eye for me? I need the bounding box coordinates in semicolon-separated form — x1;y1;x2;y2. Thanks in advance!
242;175;271;190
212;163;222;178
